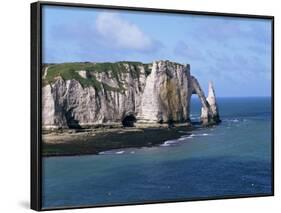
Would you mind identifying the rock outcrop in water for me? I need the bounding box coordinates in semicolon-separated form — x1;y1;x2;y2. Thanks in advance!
42;60;220;129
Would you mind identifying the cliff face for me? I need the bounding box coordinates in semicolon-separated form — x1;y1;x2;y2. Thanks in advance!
42;60;219;129
138;61;192;124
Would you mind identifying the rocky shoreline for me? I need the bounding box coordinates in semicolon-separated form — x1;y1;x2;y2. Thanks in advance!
42;124;195;157
41;60;221;157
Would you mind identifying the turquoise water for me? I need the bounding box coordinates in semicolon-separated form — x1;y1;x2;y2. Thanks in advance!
42;97;272;209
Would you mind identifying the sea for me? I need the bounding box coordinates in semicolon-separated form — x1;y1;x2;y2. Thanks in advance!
42;97;273;209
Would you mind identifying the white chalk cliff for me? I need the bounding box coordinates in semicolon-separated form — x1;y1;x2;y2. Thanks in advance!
42;60;220;129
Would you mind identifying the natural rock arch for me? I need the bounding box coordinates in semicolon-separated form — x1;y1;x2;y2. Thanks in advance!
190;76;220;125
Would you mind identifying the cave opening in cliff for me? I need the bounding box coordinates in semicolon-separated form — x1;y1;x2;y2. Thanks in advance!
122;115;136;127
65;110;82;129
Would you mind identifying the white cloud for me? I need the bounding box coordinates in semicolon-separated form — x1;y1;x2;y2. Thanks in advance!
96;12;155;51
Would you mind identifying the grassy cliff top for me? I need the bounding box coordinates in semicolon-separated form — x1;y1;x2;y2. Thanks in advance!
43;61;152;90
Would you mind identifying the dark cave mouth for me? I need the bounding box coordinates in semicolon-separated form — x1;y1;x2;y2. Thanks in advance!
65;110;82;129
122;115;136;127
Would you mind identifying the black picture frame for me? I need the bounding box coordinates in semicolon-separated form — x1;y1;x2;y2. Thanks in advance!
31;1;274;211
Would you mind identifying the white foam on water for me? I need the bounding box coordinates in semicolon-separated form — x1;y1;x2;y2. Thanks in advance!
160;143;171;147
178;135;194;140
226;118;239;123
178;137;187;141
100;149;136;155
160;129;215;149
180;134;194;139
165;140;178;145
99;151;115;155
160;139;179;147
192;133;211;137
224;118;241;124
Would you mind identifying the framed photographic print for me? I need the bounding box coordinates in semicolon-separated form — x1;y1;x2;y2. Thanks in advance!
31;1;274;211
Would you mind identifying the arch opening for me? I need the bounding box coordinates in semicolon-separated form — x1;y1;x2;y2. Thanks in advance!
122;115;136;127
190;95;202;126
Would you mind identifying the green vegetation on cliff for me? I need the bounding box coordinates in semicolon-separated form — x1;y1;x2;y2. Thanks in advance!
43;62;152;91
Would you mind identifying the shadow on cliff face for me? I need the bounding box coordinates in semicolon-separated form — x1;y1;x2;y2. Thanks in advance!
122;115;136;127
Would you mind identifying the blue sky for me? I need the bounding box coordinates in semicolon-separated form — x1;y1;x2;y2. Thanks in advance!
42;5;272;97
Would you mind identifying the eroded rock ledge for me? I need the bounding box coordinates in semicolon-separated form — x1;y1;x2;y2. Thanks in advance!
42;60;220;130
